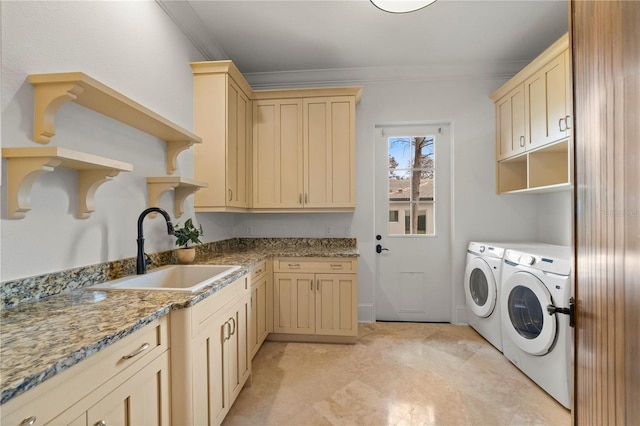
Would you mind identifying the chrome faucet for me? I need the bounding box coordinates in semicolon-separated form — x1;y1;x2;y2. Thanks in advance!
137;207;174;275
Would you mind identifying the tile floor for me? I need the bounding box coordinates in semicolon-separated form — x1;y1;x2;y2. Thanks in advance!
223;322;571;426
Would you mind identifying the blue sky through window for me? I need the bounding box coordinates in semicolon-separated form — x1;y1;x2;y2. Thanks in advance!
388;136;434;179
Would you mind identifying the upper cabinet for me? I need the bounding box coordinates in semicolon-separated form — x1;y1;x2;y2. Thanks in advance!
490;34;572;194
252;98;304;209
252;89;360;212
191;61;253;212
525;49;572;150
191;60;362;213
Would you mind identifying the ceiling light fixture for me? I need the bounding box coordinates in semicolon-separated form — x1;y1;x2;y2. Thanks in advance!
370;0;437;13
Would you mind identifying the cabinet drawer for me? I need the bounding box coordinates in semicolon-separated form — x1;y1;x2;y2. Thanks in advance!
1;317;168;426
250;259;271;283
274;257;357;273
192;276;249;331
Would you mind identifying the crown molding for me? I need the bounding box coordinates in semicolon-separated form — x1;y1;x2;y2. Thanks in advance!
156;0;227;61
244;61;530;89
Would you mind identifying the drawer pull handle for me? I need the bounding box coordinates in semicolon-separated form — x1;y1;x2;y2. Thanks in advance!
122;342;150;360
330;264;344;269
20;417;36;426
255;268;263;275
95;421;107;426
288;263;301;269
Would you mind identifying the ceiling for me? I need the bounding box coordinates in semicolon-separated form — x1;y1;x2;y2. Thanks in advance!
158;0;569;83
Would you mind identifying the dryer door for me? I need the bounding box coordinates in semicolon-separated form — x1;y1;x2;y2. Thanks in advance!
464;257;497;318
501;271;557;355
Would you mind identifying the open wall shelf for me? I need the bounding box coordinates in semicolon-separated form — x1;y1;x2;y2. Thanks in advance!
146;177;207;218
28;72;202;174
2;147;133;219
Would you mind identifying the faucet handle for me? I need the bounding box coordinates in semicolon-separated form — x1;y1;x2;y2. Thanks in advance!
144;253;153;267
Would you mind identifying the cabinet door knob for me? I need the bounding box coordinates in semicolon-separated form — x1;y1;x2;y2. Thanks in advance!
565;115;572;130
304;193;308;204
95;421;107;426
299;193;302;204
20;417;36;426
519;135;525;147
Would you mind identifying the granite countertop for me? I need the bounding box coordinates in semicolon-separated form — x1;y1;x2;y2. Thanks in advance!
0;244;358;405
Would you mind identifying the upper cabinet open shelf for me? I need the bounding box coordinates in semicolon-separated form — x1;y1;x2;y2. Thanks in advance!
28;72;202;174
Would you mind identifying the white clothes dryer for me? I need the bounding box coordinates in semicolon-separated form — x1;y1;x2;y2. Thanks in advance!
500;245;573;409
464;242;559;352
464;242;505;351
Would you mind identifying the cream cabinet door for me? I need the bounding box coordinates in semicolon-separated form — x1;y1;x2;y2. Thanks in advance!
315;273;358;337
192;292;251;426
303;97;356;208
273;273;315;334
525;51;570;150
495;84;526;160
85;352;170;426
227;80;251;208
250;272;273;358
253;99;304;208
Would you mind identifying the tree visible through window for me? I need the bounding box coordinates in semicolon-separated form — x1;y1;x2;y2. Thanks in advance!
388;136;435;235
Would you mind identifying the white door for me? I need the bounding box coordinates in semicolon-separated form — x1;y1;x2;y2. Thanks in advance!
375;124;451;322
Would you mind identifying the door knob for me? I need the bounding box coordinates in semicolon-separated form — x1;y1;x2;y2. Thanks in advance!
376;244;389;254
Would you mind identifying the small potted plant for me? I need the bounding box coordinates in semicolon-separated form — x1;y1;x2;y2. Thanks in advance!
173;218;204;264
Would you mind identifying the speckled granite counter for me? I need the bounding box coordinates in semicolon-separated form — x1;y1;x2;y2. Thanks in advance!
0;239;358;405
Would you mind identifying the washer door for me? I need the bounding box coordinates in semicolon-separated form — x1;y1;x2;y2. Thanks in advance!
501;271;556;355
464;257;497;318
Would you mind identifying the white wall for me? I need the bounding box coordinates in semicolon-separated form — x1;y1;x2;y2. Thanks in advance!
0;1;235;282
537;191;573;246
241;73;558;323
1;2;573;318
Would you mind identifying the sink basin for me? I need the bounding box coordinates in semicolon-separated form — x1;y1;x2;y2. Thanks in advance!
87;264;242;292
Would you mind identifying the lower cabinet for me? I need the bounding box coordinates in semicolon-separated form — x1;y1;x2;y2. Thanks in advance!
171;275;251;426
249;259;273;358
1;318;170;426
272;257;358;341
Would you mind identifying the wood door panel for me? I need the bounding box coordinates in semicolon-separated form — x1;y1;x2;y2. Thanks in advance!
572;1;640;424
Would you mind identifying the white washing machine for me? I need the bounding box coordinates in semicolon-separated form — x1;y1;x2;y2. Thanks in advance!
500;245;573;409
464;241;559;352
464;242;506;351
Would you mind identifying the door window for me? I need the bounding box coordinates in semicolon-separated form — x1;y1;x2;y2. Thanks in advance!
388;136;435;235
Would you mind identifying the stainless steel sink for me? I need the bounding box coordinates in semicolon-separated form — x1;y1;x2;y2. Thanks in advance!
87;264;241;292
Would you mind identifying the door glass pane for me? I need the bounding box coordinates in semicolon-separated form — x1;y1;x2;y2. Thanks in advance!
388;136;435;235
507;285;544;339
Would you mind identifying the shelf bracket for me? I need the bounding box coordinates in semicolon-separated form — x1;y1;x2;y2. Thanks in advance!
32;83;85;144
77;169;123;219
146;177;207;218
166;141;194;175
5;157;63;219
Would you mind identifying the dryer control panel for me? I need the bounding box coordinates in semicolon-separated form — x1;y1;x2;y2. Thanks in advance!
504;249;571;276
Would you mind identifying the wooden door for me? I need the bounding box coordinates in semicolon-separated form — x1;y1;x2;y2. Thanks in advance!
303;97;356;208
315;273;358;336
495;84;526;160
253;99;303;208
572;1;640;424
273;272;315;334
